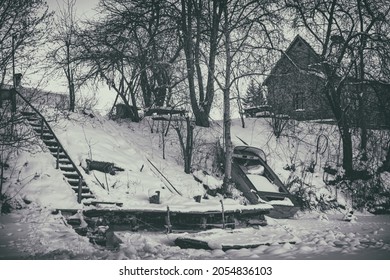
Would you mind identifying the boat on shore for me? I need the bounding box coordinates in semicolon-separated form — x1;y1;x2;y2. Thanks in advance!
231;145;300;218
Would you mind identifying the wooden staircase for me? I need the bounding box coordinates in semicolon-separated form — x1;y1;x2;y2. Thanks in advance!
19;110;95;203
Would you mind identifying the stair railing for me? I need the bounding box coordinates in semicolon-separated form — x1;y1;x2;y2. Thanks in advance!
15;89;85;203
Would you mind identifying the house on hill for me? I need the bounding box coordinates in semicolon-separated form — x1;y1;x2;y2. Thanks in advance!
263;35;388;128
263;35;333;121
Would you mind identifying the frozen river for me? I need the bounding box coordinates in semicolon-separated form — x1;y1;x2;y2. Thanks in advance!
1;210;390;260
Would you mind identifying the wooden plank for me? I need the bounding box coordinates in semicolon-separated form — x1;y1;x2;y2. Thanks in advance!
145;107;186;116
53;206;269;217
83;201;123;207
175;237;297;251
178;223;236;228
80;194;95;199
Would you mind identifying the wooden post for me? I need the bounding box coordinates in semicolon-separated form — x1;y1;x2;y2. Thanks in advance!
162;121;165;160
166;206;172;233
56;145;59;169
151;119;155;133
220;200;225;229
200;217;207;230
77;177;82;204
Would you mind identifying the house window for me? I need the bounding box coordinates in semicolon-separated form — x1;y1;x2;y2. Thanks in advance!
293;92;304;110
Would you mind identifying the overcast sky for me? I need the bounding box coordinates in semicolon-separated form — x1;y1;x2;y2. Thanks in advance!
46;0;101;19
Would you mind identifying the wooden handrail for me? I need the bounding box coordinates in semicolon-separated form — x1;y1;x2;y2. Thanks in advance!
14;89;84;182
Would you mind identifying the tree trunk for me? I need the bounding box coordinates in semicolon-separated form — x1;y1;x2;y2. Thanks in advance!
140;63;152;108
236;86;245;128
340;125;353;177
153;68;169;107
180;0;224;128
66;40;75;112
357;0;367;160
69;81;75;112
0;161;4;200
222;0;232;193
323;71;354;178
358;94;367;159
203;0;223;116
181;0;210;128
174;116;194;174
185;116;194;174
129;87;140;122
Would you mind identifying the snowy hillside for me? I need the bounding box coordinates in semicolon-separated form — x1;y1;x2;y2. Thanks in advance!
2;110;275;214
1;109;390;260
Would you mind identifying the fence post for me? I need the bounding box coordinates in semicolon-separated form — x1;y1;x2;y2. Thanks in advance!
56;145;59;169
166;206;172;233
220;200;225;229
77;177;82;204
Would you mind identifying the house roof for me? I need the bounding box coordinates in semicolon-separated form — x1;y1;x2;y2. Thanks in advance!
263;35;320;85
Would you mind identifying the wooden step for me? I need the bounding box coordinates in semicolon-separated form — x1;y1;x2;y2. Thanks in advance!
26;117;41;122
80;194;95;199
71;186;91;193
60;165;77;172
48;146;63;153
63;173;80;179
67;179;87;187
83;201;123;207
30;122;45;128
33;128;50;134
43;140;59;147
59;159;72;165
42;134;55;140
51;152;68;159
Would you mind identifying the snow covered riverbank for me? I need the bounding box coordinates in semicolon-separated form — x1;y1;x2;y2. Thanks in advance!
1;207;389;260
1;110;390;260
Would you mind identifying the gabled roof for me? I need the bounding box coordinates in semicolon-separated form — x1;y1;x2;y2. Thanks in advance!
263;35;320;85
285;34;319;60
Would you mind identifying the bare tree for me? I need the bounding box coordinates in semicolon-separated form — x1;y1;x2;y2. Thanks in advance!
0;0;52;205
98;0;182;109
75;18;142;121
75;0;184;120
0;0;52;86
48;0;78;112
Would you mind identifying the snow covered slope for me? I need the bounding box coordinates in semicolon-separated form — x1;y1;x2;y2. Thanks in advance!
3;110;273;214
1;111;390;260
